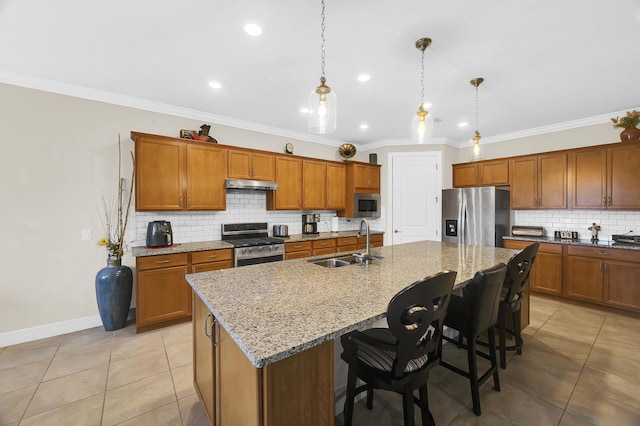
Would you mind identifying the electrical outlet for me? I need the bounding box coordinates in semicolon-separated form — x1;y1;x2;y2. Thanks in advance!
81;229;92;241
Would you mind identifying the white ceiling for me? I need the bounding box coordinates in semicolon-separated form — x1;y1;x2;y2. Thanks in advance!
1;0;640;147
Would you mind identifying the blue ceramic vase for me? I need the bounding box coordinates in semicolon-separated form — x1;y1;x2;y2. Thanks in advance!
95;258;133;331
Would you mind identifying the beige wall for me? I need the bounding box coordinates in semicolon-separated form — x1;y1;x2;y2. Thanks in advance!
0;83;340;336
0;82;626;339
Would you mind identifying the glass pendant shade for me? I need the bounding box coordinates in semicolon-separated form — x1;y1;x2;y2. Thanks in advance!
411;104;433;144
470;131;481;160
308;79;337;134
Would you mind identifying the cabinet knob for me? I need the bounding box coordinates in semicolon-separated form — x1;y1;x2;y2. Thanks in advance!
179;196;183;208
187;196;191;208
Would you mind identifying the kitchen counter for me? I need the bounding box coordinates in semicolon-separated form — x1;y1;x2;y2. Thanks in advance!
282;230;384;242
131;240;233;257
186;240;516;368
503;236;640;251
130;230;384;257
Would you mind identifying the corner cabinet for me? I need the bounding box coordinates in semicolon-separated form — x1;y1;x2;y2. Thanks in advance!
504;240;563;295
452;159;509;188
133;132;227;211
193;295;335;426
510;153;566;209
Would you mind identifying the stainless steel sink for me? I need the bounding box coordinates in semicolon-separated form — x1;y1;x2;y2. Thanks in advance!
311;253;384;268
313;258;351;268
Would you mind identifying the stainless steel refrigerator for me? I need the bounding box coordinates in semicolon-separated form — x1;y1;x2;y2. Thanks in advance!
442;187;512;247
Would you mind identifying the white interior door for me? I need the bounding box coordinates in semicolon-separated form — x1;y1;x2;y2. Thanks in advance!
389;152;441;245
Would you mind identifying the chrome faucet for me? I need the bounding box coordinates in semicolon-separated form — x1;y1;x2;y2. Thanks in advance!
356;219;371;262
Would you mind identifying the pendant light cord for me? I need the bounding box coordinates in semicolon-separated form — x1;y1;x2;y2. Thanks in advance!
420;48;425;105
320;0;326;82
474;84;479;134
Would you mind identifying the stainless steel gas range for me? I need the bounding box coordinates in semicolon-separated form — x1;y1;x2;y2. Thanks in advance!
221;222;285;267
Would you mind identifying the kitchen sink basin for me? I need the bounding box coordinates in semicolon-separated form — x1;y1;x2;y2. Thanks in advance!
311;253;384;268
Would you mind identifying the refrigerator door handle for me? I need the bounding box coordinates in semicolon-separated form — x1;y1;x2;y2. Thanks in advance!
459;194;466;245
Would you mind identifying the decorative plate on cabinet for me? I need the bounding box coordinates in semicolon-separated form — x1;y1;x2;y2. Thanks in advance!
339;143;356;161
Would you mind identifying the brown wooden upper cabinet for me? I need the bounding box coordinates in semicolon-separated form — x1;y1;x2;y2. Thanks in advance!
326;162;346;210
227;149;275;181
133;132;226;211
302;159;327;210
352;163;380;192
510;153;567;209
267;156;302;210
570;144;640;210
452;159;509;187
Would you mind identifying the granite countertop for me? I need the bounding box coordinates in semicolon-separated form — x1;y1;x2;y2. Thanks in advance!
131;240;234;257
282;230;383;243
503;236;640;251
186;240;516;368
131;230;384;257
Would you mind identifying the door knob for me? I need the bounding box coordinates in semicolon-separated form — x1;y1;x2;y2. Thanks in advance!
394;230;401;233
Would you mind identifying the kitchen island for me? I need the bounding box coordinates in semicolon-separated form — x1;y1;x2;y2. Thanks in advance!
186;240;516;425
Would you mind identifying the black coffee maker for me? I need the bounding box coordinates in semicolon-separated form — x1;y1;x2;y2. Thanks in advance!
146;221;173;247
302;214;320;235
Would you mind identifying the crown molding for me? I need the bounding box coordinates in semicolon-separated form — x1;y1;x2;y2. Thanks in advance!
458;109;640;148
363;136;454;150
0;70;345;148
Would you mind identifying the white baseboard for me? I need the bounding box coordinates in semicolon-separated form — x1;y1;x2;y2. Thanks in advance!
0;309;136;348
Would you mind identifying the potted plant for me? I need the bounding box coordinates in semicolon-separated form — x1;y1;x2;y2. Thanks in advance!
95;135;135;331
611;110;640;142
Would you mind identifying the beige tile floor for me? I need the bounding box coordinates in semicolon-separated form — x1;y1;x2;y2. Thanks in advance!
1;294;640;425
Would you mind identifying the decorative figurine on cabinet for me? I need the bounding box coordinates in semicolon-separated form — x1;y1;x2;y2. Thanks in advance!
588;223;601;243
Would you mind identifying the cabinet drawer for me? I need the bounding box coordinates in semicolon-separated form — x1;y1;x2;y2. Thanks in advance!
504;240;562;255
192;249;233;264
566;246;640;262
138;253;188;271
285;241;312;253
337;237;358;246
337;244;358;253
312;239;336;249
286;250;312;260
192;260;233;273
313;247;336;256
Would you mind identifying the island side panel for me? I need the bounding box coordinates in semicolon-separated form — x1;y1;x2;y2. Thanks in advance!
263;340;335;426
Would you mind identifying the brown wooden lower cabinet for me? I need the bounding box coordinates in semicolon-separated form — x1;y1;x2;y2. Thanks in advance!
565;245;640;311
193;294;334;426
136;249;233;333
285;241;312;260
506;240;640;313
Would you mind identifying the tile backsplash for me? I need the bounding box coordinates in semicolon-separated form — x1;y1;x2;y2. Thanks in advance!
133;191;385;246
514;209;640;240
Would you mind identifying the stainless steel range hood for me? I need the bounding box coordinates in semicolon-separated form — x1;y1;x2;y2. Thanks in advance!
225;179;279;191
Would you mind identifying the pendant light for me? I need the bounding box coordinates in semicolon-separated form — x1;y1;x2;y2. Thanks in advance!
308;0;336;134
470;77;484;161
411;38;433;144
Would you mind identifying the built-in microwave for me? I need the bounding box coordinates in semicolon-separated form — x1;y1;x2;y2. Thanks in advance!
354;193;381;218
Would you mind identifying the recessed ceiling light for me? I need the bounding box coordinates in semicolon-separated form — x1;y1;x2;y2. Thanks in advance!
359;124;369;129
300;107;310;114
357;74;370;82
208;81;222;89
458;122;468;127
244;23;262;36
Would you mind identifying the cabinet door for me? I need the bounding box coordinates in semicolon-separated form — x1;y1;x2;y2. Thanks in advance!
186;144;227;210
268;156;302;210
250;152;275;181
193;295;217;425
135;138;184;211
452;163;478;187
570;148;607;209
531;251;564;295
228;150;252;179
564;255;603;302
510;157;537;209
354;164;379;191
302;160;327;210
368;165;381;191
538;153;567;209
326;163;346;210
137;266;191;326
479;159;509;185
605;259;640;311
607;144;640;209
